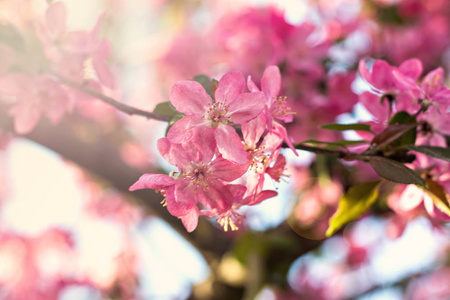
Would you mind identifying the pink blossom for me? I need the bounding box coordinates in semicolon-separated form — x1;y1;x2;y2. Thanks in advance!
210;7;293;80
202;184;278;231
245;148;287;200
388;154;450;222
130;127;248;232
37;2;115;88
285;22;330;76
247;65;298;155
167;71;265;164
356;58;423;135
1;74;71;134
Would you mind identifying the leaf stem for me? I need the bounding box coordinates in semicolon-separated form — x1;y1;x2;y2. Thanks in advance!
294;143;375;161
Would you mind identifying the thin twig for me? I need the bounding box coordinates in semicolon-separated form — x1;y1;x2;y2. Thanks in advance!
47;69;173;122
294;143;375;161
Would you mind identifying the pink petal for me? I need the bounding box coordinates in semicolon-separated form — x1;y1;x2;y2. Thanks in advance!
160;128;215;170
247;76;260;93
166;185;192;216
228;184;247;200
129;173;175;191
167;115;207;143
63;31;95;53
95;38;112;58
398;58;422;80
432;89;450;109
242;113;266;148
169;81;211;115
90;12;104;37
266;154;287;181
9;102;41;134
181;207;199;232
157;137;191;168
261;65;281;99
210;156;249;182
174;180;200;208
214;125;247;164
359;92;388;122
40;79;70;124
422;67;444;96
202;184;233;212
244;190;278;206
271;122;298;156
93;58;115;89
180;126;216;165
93;40;115;88
395;93;418;114
46;2;67;38
165;124;216;167
228;91;265;124
398;185;424;212
370;60;395;91
215;71;245;104
245;171;265;197
424;194;450;221
392;70;421;98
260;132;283;153
0;73;32;95
167;115;195;144
358;59;372;86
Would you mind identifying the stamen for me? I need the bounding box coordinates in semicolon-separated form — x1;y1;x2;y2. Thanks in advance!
182;162;213;190
217;211;243;232
272;96;296;119
206;100;230;125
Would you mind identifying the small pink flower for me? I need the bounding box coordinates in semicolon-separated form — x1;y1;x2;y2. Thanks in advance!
130;127;248;232
38;2;115;88
247;65;298;155
167;71;265;164
2;74;71;134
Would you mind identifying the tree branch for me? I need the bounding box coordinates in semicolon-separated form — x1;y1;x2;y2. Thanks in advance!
47;69;173;122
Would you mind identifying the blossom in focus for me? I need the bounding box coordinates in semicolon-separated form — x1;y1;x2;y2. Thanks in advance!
130;127;248;232
247;65;298;155
167;71;265;164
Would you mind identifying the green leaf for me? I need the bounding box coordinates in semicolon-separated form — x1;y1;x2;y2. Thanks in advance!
421;179;450;217
326;181;380;237
320;123;374;133
153;101;178;117
301;139;369;149
406;145;450;162
370;123;417;150
192;74;213;98
389;110;414;125
368;156;426;186
388;111;417;147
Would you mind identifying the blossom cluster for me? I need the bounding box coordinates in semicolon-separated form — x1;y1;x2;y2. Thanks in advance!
358;58;450;224
130;66;296;232
0;1;114;134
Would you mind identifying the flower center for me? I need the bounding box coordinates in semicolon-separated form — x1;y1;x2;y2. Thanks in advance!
205;100;230;126
217;210;242;231
183;162;214;190
271;96;294;121
246;146;267;173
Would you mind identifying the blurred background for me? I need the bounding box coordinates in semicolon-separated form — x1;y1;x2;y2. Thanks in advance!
0;0;449;299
